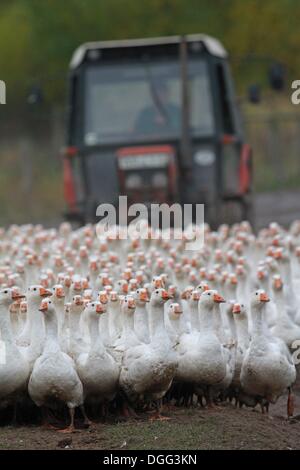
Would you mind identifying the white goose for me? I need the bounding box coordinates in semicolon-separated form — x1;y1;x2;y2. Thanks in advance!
76;301;120;412
133;287;150;344
241;290;296;415
28;297;85;432
0;288;29;415
119;289;177;418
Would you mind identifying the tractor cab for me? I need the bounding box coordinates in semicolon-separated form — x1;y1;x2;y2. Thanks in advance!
64;35;252;226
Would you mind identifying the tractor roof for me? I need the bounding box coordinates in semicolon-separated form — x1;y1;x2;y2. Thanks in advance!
70;34;228;69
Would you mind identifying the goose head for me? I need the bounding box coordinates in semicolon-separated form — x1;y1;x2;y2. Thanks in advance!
52;284;65;303
98;290;108;305
116;279;129;295
251;290;270;310
27;285;52;306
85;300;106;319
168;302;183;320
70;295;85;314
150;288;172;308
232;302;247;318
199;289;225;311
134;288;150;307
0;287;25;307
188;289;201;309
181;286;194;300
272;274;283;293
39;298;55;317
121;295;136;316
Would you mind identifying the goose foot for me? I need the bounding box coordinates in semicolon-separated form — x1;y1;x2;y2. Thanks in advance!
80;404;93;427
121;402;138;419
149;412;171;422
41;406;58;430
57;425;75;434
57;407;76;432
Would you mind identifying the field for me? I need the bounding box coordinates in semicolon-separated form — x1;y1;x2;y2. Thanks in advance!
0;392;300;450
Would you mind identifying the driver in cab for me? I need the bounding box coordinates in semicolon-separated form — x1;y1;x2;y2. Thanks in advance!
134;80;181;135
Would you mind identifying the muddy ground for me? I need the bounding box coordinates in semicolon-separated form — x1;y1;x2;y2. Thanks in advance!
1;392;300;450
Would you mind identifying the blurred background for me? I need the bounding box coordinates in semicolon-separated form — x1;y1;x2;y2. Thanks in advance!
0;0;300;226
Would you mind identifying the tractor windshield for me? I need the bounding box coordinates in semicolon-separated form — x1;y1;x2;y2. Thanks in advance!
83;59;214;145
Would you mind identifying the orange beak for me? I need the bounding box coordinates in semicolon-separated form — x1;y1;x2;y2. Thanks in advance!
139;291;149;302
11;292;25;301
75;297;84;306
232;303;241;314
39;287;52;298
260;292;270;302
162;290;172;301
213;293;226;303
274;278;283;290
74;281;82;291
192;292;200;301
154;279;163;288
127;298;136;309
273;250;283;260
110;292;118;302
39;301;48;312
173;304;183;315
99;293;108;304
56;287;65;298
122;283;129;294
96;303;105;314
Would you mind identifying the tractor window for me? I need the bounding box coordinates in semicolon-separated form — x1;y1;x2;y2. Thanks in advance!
216;63;234;134
83;60;214;145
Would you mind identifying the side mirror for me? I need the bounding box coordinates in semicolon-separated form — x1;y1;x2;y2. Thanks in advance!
247;84;261;104
268;62;285;91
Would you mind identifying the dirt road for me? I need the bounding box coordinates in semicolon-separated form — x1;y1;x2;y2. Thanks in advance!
0;392;299;450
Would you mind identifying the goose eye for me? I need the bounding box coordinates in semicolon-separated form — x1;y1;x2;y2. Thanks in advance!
208;292;211;296
92;303;94;307
4;290;7;294
34;288;37;291
156;290;159;294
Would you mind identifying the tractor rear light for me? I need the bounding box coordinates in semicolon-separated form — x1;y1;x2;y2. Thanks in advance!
152;172;168;188
62;146;78;157
222;134;236;145
125;174;143;189
63;159;76;209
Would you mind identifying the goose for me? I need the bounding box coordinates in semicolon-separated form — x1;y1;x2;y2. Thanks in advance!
271;275;300;349
133;287;150;344
108;291;122;344
0;288;29;418
28;298;85;432
67;295;87;360
166;302;184;345
76;301;120;414
111;296;141;360
119;289;177;419
240;290;296;416
20;285;52;370
51;284;66;341
97;290;111;346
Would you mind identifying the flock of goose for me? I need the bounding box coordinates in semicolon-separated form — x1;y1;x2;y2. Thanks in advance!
1;220;300;432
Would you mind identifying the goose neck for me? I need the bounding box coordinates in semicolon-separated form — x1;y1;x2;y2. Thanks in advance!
0;303;14;343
